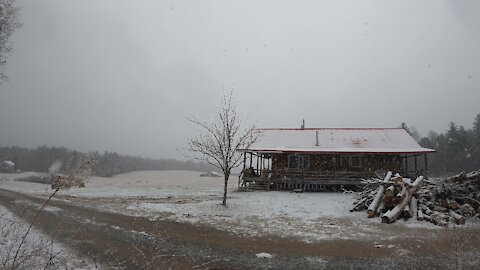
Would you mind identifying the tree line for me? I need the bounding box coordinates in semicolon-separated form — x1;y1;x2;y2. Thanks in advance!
403;113;480;176
0;145;213;176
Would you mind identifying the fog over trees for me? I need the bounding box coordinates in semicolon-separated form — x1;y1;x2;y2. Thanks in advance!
0;146;213;176
1;112;479;177
403;113;480;176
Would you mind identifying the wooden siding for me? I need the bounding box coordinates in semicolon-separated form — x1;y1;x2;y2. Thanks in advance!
272;153;401;175
240;152;423;191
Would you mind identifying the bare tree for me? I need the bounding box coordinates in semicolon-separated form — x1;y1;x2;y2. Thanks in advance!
187;92;259;205
0;0;20;83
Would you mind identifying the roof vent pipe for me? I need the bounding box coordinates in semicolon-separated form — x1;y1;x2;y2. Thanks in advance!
315;130;319;146
301;119;305;130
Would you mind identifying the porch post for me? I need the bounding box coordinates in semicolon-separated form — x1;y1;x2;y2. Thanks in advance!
405;154;408;172
414;154;418;174
424;153;428;171
243;152;246;170
250;153;253;168
256;154;259;175
333;156;336;179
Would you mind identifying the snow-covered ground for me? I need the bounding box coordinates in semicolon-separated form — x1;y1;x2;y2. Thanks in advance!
0;204;97;269
0;172;47;181
1;170;472;243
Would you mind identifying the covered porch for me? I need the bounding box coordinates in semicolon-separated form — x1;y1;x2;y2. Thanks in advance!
238;151;431;191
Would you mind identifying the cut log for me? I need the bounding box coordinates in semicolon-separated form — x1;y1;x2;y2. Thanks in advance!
410;196;418;219
394;186;407;205
460;204;475;217
368;186;385;218
394;176;404;185
448;199;459;210
384;185;395;197
425;200;434;210
439;199;449;209
382;176;424;224
449;211;465;225
431;211;448;226
382;190;412;223
403;204;412;219
383;185;395;208
421;204;433;215
445;172;466;183
417;208;424;221
411;176;424;187
350;197;367;212
434;205;448;212
466;170;480;182
376;202;385;217
382;171;393;184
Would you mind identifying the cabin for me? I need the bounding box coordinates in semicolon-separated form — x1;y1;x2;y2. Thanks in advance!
238;128;435;191
1;160;15;173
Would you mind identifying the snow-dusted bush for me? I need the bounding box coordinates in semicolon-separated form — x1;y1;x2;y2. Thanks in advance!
0;207;67;269
2;158;96;269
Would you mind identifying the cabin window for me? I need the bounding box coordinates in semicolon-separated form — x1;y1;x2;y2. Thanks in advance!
339;156;349;167
351;156;362;167
339;155;362;168
288;155;298;168
288;155;310;170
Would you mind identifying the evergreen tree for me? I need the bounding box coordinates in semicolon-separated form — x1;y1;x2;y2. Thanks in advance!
473;113;480;168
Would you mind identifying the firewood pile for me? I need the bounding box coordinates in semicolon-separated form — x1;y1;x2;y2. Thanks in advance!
351;170;480;226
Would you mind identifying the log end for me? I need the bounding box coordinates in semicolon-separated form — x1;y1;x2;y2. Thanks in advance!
381;216;390;223
449;200;459;210
456;218;466;225
403;211;412;219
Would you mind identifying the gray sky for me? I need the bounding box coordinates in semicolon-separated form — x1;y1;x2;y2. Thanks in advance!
0;0;479;159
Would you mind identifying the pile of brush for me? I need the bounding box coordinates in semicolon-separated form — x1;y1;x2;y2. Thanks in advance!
351;170;480;226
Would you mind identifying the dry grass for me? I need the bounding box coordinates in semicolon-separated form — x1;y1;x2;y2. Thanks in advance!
1;158;95;270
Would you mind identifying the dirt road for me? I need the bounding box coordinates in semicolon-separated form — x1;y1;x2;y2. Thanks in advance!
1;188;479;269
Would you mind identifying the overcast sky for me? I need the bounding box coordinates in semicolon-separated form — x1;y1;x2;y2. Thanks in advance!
0;0;479;159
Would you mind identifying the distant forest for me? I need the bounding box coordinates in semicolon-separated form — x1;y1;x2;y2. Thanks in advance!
0;146;213;177
404;113;480;176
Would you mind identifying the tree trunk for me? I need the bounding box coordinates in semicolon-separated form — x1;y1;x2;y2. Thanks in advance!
222;171;230;205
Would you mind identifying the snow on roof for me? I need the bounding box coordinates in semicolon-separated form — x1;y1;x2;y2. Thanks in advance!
240;128;435;154
3;161;15;166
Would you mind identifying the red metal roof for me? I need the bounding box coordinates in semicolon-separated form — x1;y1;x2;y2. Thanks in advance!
240;128;435;154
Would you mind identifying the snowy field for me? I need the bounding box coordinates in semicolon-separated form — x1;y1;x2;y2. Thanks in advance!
0;170;457;245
